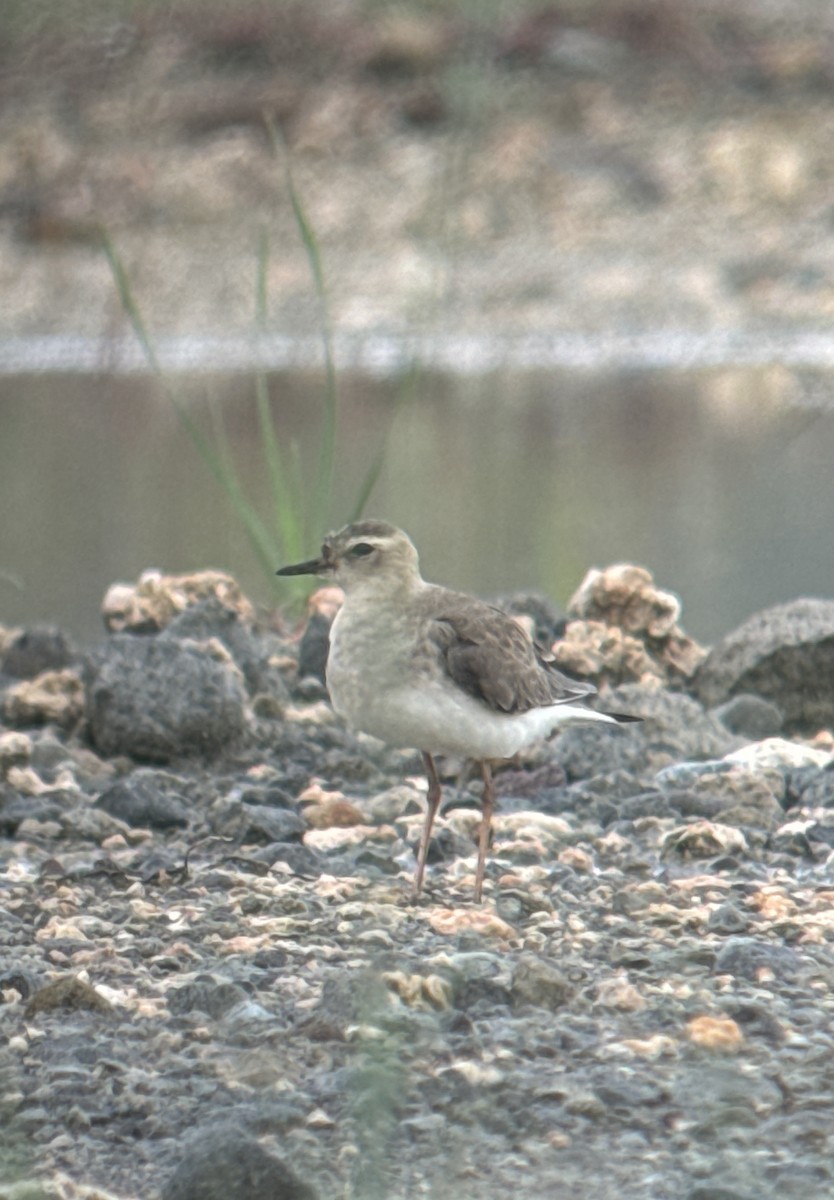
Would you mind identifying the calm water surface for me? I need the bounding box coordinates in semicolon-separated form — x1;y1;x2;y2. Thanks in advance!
1;365;833;647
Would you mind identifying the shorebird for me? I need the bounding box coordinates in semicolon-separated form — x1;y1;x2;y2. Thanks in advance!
278;520;635;902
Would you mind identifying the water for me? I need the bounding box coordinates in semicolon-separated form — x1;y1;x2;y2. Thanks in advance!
2;359;833;649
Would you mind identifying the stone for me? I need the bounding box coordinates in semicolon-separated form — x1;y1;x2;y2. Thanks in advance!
511;953;572;1011
23;975;112;1018
686;1015;744;1052
85;635;248;762
1;626;75;678
96;769;191;829
693;598;834;735
3;669;85;727
712;694;783;738
561;563;707;686
161;1123;317;1200
102;569;257;634
713;937;803;982
662;820;748;859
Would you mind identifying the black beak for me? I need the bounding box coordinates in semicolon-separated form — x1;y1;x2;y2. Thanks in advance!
276;556;329;577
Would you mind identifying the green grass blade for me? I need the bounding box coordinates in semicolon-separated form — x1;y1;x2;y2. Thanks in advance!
265;118;337;538
253;228;306;565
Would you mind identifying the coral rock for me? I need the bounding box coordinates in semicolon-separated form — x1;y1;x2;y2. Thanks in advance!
102;569;257;634
558;563;706;688
3;668;85;727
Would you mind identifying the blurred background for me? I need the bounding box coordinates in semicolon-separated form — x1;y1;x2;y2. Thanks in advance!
1;0;833;645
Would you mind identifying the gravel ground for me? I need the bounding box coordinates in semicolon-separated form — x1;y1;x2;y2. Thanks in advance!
2;566;834;1200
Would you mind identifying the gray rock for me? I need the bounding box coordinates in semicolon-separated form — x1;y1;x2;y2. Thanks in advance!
85;635;248;762
711;694;783;738
168;978;250;1019
707;903;750;935
297;612;331;685
786;764;834;809
693;599;834;735
221;802;306;844
161;1123;317;1200
1;626;75;678
96;769;191;829
713;937;802;982
511;953;572;1011
551;684;735;782
164;597;289;704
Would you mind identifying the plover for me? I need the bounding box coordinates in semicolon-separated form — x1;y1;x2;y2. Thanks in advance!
278;520;635;902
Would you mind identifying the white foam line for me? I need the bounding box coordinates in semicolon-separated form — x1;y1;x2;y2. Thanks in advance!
0;329;833;376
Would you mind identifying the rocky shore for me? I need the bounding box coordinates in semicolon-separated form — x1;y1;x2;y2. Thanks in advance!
2;561;834;1199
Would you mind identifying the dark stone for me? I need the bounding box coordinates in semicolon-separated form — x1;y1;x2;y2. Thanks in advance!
230;803;306;844
713;937;802;982
706;903;750;935
693;598;834;735
161;1123;317;1200
85;634;248;762
239;785;296;809
297;612;331;684
786;763;834;809
168;978;249;1019
96;770;191;829
551;684;734;782
163;597;289;703
2;626;75;678
494;591;567;647
511;953;572;1011
0;788;68;834
711;693;783;737
252;843;325;876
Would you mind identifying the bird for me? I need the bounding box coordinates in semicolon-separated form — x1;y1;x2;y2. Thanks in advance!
278;520;636;902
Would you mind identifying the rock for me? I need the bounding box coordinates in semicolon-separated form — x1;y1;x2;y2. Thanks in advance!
511;953;572;1011
102;569;257;634
163;597;288;704
296;612;331;685
724;737;832;773
96;769;191;829
85;635;248;762
221;802;306;844
661;821;748;860
707;903;751;935
692;598;834;735
551;684;735;783
785;765;834;809
713;937;803;982
0;732;31;774
3;669;85;727
656;761;783;830
558;564;707;687
23;975;112;1018
686;1015;744;1052
712;694;783;738
1;626;75;678
167;978;250;1019
161;1123;317;1200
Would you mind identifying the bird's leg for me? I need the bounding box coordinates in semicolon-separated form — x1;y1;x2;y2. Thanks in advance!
474;760;495;903
414;752;443;897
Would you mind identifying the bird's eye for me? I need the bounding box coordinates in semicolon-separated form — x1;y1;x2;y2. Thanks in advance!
349;542;375;558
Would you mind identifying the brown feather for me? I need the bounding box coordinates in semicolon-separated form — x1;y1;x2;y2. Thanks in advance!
425;592;596;715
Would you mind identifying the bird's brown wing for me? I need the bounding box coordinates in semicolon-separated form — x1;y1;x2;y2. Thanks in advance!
427;595;596;715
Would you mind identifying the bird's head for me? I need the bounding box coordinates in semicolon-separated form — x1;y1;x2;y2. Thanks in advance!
277;520;421;596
